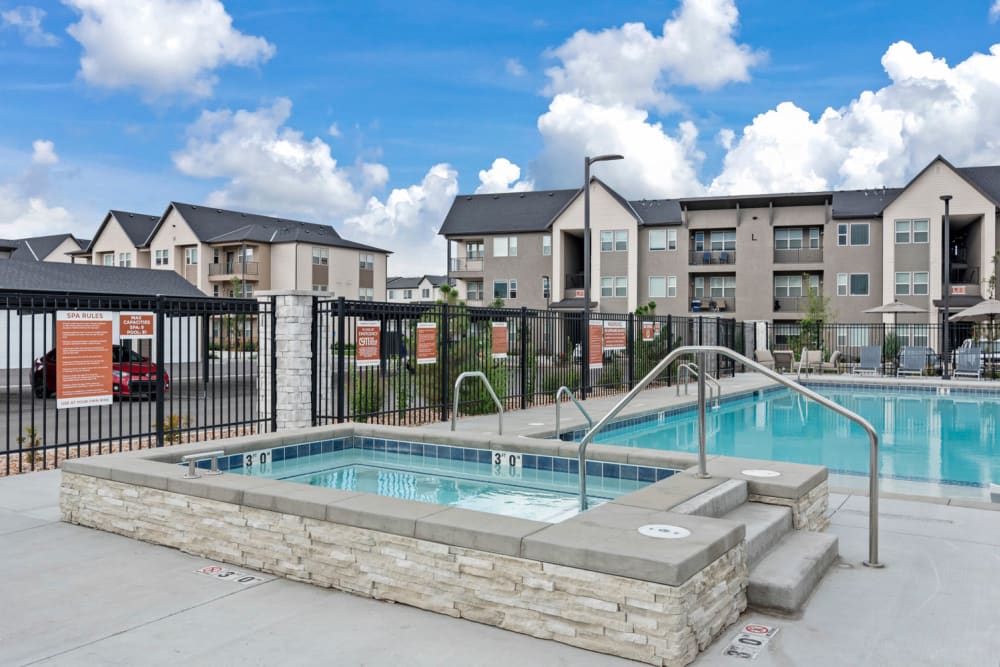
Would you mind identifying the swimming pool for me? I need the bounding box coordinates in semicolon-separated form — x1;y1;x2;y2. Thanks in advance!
587;383;1000;498
222;437;674;522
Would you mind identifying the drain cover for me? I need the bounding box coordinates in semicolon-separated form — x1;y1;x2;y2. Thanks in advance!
742;469;781;478
638;524;691;539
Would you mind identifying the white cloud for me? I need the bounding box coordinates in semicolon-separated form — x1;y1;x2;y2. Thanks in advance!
991;1;1000;22
31;139;58;165
710;41;1000;194
0;5;58;47
505;58;526;77
475;158;533;194
327;123;341;138
64;0;275;99
544;0;763;112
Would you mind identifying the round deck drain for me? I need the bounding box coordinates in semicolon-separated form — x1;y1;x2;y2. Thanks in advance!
638;524;691;539
742;469;781;478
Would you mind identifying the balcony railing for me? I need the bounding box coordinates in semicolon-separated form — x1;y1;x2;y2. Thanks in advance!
449;257;484;272
565;272;585;289
689;250;736;265
773;296;809;313
773;247;823;264
689;297;735;313
209;261;259;277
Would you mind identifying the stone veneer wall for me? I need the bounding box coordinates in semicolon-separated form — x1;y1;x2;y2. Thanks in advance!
258;292;314;430
750;480;830;532
61;472;747;667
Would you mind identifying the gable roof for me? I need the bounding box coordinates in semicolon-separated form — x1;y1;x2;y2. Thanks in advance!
831;188;901;219
629;199;683;225
956;165;1000;205
149;202;390;253
7;234;84;261
110;210;160;247
0;261;205;297
439;188;577;236
387;274;448;290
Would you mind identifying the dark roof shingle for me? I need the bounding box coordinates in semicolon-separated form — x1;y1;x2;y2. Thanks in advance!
439;189;577;236
0;261;205;297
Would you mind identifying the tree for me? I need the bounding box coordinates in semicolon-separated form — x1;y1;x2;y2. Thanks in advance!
800;273;835;352
634;301;657;315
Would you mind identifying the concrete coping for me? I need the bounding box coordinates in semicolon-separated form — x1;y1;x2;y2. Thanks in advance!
61;423;827;587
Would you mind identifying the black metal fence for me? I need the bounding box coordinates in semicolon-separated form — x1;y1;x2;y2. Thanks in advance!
2;292;275;475
313;297;738;425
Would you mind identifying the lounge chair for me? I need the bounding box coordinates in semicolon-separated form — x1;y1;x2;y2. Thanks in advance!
754;349;775;370
772;350;793;372
716;298;728;312
953;347;982;380
797;349;823;376
719;251;730;264
897;346;935;377
819;350;842;373
854;346;882;375
702;251;712;264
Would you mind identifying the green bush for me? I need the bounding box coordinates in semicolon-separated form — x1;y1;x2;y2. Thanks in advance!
351;368;384;421
541;368;578;394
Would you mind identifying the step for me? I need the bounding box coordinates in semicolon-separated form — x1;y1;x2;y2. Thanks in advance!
670;478;747;518
748;530;839;614
722;502;793;568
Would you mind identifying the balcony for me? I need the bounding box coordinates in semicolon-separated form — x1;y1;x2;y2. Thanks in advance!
773;296;808;313
450;257;484;273
773;247;823;264
565;272;585;289
208;262;259;280
690;297;735;313
689;250;736;266
950;283;981;297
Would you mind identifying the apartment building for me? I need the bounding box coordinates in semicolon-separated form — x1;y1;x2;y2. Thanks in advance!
0;234;88;263
84;202;390;300
440;155;999;333
386;275;448;303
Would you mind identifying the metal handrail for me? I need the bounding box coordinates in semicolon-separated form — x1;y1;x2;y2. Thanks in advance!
554;386;593;441
577;345;883;568
181;450;225;478
676;361;721;407
451;371;504;435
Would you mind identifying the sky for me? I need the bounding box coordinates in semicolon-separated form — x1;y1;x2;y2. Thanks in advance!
3;1;1000;274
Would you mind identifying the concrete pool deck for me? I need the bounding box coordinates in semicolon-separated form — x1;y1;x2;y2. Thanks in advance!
5;374;1000;665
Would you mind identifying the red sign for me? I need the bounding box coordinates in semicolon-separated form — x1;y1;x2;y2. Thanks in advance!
56;311;113;409
119;312;155;339
575;289;584;298
588;322;603;370
641;321;656;342
491;322;508;359
416;322;437;365
604;321;627;350
356;321;381;368
951;285;967;295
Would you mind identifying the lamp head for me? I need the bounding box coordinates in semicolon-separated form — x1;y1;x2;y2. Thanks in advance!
587;154;624;165
940;195;953;202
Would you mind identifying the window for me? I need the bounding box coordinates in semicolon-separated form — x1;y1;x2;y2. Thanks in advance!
312;247;329;265
600;277;612;297
359;253;374;270
468;281;483;301
913;271;928;295
648;229;666;252
775;228;803;250
667;276;677;298
542;276;550;300
912;220;928;243
118;252;132;267
895;272;910;296
615;277;627;297
403;289;413;300
710;230;736;251
388;290;396;299
213;285;221;297
836;325;869;347
693;276;705;298
774;275;803;298
493;280;508;299
837;224;848;246
895;324;930;348
649;276;666;298
359;288;374;301
240;247;253;262
668;229;677;251
807;274;820;295
693;231;705;252
154;249;169;266
895;221;911;244
242;284;254;298
103;253;114;266
466;241;484;258
509;279;517;299
601;230;627;252
312;284;328;292
709;276;736;298
894;219;929;244
600;277;626;297
897;271;929;296
184;247;198;265
837;223;869;246
542;235;551;256
809;228;821;248
837;273;868;296
421;288;430;299
493;236;517;257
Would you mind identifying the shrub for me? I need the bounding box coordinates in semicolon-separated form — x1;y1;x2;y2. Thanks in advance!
15;426;41;464
351;368;384;422
157;415;190;442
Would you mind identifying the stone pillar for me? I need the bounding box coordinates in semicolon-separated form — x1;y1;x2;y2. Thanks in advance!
258;291;314;431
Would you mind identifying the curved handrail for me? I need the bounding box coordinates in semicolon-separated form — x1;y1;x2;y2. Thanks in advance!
554;386;593;441
578;345;883;568
451;371;504;435
676;361;721;407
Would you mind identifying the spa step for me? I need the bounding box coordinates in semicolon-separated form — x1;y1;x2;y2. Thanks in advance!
747;530;839;614
721;502;793;568
670;479;748;518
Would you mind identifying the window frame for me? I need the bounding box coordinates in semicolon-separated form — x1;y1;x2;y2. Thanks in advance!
542;235;551;256
648;276;666;298
667;276;677;298
467;281;484;301
895;271;911;296
600;230;613;253
614;276;627;297
912;219;929;244
648;229;666;252
493;280;509;300
849;273;870;296
614;230;628;252
895;220;911;244
312;247;329;265
667;228;677;251
912;271;929;295
184;247;198;265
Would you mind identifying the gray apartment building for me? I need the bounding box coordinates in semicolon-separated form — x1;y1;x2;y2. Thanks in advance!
440;155;999;345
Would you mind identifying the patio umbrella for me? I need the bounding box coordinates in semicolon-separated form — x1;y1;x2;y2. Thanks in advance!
949;299;1000;377
864;300;927;328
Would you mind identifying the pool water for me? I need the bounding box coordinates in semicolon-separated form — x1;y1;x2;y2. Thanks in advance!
592;385;1000;493
234;446;654;523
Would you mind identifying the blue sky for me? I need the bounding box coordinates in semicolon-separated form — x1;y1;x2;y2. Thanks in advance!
2;0;1000;273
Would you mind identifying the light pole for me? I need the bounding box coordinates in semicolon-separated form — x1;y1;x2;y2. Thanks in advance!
582;153;624;399
941;195;952;380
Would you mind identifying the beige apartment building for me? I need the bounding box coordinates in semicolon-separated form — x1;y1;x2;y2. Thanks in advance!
440;155;999;337
0;234;88;263
83;203;390;300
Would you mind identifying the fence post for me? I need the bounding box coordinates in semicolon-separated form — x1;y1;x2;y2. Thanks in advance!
580;309;589;400
310;297;318;426
155;297;165;447
440;303;450;422
519;307;528;410
666;314;673;387
626;312;635;389
336;297;346;423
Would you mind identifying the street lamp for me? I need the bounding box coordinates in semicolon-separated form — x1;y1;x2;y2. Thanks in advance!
582;153;624;399
941;195;952;380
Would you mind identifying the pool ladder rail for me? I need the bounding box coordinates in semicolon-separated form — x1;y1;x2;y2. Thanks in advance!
676;361;721;408
576;345;884;569
554;386;593;441
451;371;504;435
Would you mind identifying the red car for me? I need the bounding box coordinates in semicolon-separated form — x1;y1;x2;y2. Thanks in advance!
32;345;170;400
